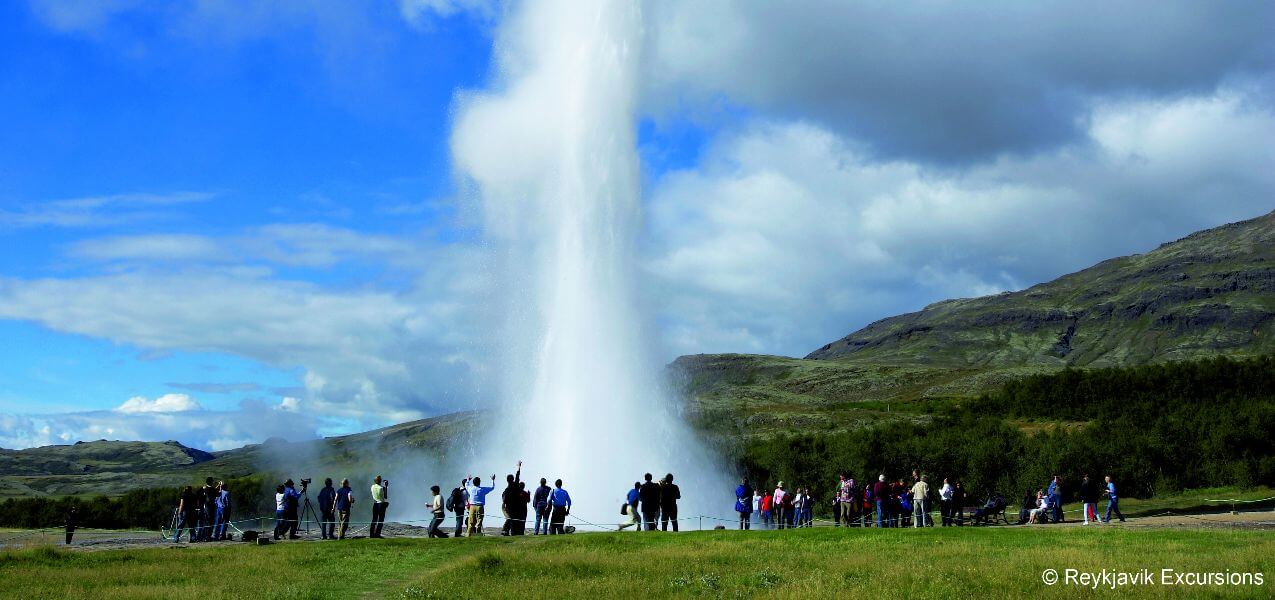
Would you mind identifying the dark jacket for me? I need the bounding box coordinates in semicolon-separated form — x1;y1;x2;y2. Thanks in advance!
533;485;551;509
318;486;336;514
1079;480;1098;503
639;481;661;511
660;483;681;509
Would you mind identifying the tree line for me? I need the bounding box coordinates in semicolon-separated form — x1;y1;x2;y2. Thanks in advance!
740;356;1275;508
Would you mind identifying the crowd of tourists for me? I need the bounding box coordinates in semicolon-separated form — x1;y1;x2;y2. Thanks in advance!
151;464;1131;546
733;470;1129;529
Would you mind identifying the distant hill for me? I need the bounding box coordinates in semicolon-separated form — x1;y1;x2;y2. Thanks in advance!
672;211;1275;440
808;210;1275;365
0;411;484;499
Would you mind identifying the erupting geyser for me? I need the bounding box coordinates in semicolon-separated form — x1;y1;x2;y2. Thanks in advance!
452;0;728;525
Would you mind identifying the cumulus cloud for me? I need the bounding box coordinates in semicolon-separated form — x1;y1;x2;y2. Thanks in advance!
644;89;1275;357
116;393;202;414
0;234;487;434
644;1;1274;162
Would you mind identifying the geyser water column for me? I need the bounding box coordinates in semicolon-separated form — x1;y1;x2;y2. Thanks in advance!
452;0;728;524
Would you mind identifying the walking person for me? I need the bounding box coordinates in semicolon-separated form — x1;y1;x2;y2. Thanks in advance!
449;481;468;537
533;478;551;535
548;479;571;535
912;476;930;528
466;474;496;537
735;478;754;530
619;482;641;531
317;478;336;540
428;485;449;538
1103;475;1126;523
660;474;681;531
370;476;389;538
335;479;354;540
639;473;661;531
1079;474;1099;525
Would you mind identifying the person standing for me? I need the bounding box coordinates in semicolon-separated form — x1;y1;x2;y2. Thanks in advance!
64;506;78;545
939;478;954;526
760;490;773;529
912;476;931;528
872;475;888;528
660;474;681;531
1103;475;1126;523
174;485;197;543
282;479;302;539
450;481;468;537
1079;475;1098;525
735;478;754;530
272;484;287;540
370;476;389;538
533;478;551;535
952;481;967;526
467;474;496;537
213;481;231;541
833;474;847;526
639;473;661;532
428;485;449;538
548;479;571;535
772;482;788;529
501;461;523;536
1047;475;1064;523
335;479;354;540
514;481;531;535
317;478;336;540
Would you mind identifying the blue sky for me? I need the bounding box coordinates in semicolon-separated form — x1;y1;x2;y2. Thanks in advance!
1;0;1272;450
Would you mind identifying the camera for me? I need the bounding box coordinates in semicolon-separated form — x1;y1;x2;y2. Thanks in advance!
300;478;312;486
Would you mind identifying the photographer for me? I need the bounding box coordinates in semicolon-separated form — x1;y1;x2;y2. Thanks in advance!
281;478;305;540
370;476;388;538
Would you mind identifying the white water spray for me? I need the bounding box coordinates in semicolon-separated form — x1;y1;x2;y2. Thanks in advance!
452;0;729;525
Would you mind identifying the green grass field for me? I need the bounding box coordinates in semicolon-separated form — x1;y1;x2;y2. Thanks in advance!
2;526;1271;599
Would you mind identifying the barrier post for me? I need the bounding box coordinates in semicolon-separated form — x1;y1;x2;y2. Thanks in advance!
698;516;702;531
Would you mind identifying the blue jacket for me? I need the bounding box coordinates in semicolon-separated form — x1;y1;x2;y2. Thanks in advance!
627;488;640;505
550;487;571;508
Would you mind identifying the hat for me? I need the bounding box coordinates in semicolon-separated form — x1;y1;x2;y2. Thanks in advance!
777;481;785;487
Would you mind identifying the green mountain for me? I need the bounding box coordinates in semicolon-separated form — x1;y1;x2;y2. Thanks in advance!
807;210;1275;365
672;210;1275;440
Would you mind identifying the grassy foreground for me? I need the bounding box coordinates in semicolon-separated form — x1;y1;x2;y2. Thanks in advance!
2;526;1272;599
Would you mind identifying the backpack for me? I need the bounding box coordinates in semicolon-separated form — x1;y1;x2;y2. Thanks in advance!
447;488;462;513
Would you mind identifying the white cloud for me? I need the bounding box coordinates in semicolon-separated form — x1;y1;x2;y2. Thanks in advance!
644;89;1275;357
116;393;202;414
0;192;214;230
276;397;301;412
399;0;496;27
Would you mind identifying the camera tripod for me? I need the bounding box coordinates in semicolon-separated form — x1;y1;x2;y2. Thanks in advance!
297;488;322;534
